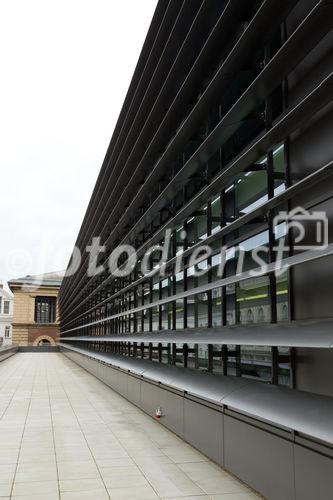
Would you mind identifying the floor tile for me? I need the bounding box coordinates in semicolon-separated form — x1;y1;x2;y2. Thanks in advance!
59;478;106;492
57;460;100;480
12;495;59;500
0;483;11;496
60;490;109;500
0;354;260;500
12;480;59;496
211;494;261;500
194;478;251;495
106;484;158;499
0;464;16;484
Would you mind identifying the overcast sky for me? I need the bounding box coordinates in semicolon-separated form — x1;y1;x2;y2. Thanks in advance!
0;0;157;286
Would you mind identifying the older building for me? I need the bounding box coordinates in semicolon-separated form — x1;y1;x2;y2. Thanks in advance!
59;2;333;499
0;283;13;347
9;271;64;346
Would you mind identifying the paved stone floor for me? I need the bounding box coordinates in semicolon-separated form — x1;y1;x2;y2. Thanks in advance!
0;353;260;500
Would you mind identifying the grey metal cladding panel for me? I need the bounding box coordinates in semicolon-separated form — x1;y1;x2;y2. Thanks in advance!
289;99;333;181
92;364;98;378
288;21;333;108
110;357;148;376
100;362;106;381
60;344;333;444
143;363;245;403
294;444;333;500
96;361;104;382
61;318;333;347
140;380;160;416
62;343;246;401
100;363;109;386
59;344;148;375
167;369;251;404
141;363;181;386
100;363;113;388
0;345;18;355
223;382;333;444
184;399;223;465
224;415;294;500
127;376;141;407
106;367;119;391
61;343;248;403
117;371;128;398
0;350;17;362
159;388;184;438
295;348;333;398
293;256;333;321
97;362;104;382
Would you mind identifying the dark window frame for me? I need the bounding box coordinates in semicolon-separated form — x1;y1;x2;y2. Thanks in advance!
35;296;56;324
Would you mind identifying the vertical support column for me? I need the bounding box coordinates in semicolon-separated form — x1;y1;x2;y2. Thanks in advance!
207;344;213;373
172;343;176;365
183;343;188;368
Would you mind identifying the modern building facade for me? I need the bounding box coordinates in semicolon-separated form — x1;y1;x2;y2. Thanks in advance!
9;271;64;346
59;1;333;498
0;283;13;347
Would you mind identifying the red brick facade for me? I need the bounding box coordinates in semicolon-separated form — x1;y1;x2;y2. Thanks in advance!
28;326;59;345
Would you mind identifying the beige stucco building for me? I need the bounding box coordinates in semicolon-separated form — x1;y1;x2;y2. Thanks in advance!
8;271;64;346
0;283;13;347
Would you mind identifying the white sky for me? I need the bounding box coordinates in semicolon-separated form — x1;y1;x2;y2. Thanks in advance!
0;0;157;286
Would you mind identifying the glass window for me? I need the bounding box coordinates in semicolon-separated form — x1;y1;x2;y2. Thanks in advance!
197;292;208;327
211;195;222;234
143;308;149;331
186;291;209;330
241;345;272;382
274;221;289;321
212;287;222;327
235;170;267;216
152;305;159;331
237;276;271;325
187;211;207;245
3;301;10;314
35;297;56;324
225;230;271;325
161;278;172;330
176;299;184;329
273;144;286;173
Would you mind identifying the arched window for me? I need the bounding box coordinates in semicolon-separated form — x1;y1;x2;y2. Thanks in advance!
282;304;288;321
258;307;265;322
247;309;254;323
38;339;51;346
